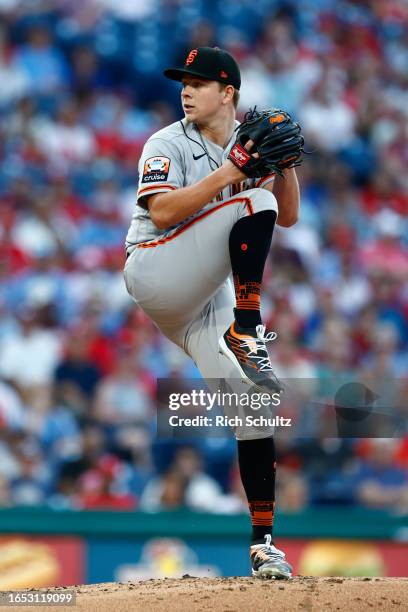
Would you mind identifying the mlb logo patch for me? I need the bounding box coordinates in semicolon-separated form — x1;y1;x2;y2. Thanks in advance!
142;156;171;183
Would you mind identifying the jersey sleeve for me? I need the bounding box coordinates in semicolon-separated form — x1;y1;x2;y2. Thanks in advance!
136;138;184;209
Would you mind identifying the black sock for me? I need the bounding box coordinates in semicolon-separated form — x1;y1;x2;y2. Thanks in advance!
237;436;276;545
229;211;276;328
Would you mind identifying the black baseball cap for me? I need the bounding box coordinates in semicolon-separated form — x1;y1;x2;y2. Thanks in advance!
163;46;241;90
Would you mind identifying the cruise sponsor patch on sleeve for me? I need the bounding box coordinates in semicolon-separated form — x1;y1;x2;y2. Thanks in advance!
141;156;171;183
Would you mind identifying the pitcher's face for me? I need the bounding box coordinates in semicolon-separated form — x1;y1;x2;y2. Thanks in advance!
181;77;226;124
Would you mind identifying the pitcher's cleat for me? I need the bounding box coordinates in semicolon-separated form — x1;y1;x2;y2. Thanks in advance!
219;321;283;395
250;535;293;580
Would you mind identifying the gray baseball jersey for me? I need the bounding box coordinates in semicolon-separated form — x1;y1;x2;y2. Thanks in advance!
125;119;275;250
124;118;278;440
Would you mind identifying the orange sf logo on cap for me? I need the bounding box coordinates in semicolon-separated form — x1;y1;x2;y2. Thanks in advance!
185;49;198;65
269;114;285;124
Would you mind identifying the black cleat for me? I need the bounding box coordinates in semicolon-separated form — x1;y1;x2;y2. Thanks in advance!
219;321;283;395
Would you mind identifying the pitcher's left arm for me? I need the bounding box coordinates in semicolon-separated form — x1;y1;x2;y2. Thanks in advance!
263;167;299;227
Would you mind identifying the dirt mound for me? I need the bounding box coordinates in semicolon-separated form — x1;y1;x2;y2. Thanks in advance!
10;577;408;611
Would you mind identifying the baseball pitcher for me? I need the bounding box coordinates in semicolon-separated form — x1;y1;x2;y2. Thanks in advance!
124;47;304;578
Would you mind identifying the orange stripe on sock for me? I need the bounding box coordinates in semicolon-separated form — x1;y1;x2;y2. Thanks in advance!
249;501;275;527
234;276;261;311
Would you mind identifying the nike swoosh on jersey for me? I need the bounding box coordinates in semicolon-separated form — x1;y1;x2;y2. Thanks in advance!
193;153;206;161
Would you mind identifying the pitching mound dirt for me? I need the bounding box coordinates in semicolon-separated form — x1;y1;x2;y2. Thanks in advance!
11;577;407;611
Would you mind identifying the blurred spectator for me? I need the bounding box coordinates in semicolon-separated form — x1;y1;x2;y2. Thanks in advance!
13;24;70;94
360;173;408;216
144;468;188;511
93;346;154;426
272;336;317;380
11;199;67;260
78;454;137;510
30;99;96;171
0;379;26;430
93;0;157;21
299;439;356;506
300;80;356;152
0;308;62;392
332;252;372;317
10;438;51;506
54;331;101;407
69;46;108;95
0;474;12;506
349;439;408;512
0;26;29;106
276;466;309;511
359;209;408;279
40;399;82;463
140;446;242;513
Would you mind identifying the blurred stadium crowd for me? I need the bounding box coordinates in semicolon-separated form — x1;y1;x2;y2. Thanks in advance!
0;0;407;513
